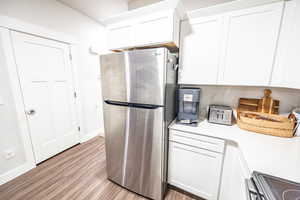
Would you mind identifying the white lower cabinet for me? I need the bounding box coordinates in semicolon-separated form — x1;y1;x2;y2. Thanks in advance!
168;130;225;200
219;142;250;200
168;129;252;200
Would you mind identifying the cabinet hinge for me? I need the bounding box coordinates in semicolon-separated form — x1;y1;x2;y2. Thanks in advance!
74;92;77;98
78;126;81;132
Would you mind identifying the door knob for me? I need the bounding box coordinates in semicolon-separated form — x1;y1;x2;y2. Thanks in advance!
26;110;36;116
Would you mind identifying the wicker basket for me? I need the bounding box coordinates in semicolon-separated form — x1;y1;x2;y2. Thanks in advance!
237;111;296;138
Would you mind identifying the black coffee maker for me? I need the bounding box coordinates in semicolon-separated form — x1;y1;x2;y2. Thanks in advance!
177;88;200;126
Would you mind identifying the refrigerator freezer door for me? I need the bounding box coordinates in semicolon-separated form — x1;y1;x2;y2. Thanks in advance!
103;102;164;200
127;48;166;106
100;48;167;106
100;52;128;103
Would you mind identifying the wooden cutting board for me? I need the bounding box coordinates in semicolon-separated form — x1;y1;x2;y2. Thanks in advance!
238;89;280;115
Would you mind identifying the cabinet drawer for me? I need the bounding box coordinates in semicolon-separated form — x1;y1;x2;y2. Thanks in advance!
169;129;225;153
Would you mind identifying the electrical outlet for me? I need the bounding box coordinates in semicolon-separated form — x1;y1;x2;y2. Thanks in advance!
4;150;15;160
0;96;4;106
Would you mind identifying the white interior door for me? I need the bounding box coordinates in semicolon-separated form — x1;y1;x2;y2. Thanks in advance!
11;31;80;164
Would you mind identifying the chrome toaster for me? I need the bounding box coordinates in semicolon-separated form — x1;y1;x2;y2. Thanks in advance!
208;105;234;125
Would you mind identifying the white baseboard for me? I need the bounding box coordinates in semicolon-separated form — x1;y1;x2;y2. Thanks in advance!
99;131;105;138
80;129;103;143
0;162;35;185
0;131;102;185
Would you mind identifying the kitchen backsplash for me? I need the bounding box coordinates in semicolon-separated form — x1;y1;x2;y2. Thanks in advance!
182;85;300;117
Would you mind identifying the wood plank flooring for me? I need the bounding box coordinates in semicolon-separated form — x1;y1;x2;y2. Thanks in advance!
0;137;196;200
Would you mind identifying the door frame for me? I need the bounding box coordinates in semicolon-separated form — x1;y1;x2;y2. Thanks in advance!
0;15;85;184
11;31;82;164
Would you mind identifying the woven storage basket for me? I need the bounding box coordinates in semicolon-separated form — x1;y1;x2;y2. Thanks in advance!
237;111;296;138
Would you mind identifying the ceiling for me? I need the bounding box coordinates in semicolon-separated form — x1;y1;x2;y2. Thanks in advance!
58;0;235;23
58;0;129;21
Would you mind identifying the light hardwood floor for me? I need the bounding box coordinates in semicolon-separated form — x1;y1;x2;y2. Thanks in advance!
0;137;197;200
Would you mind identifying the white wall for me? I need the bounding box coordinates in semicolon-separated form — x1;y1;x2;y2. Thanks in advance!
128;0;162;10
0;0;108;134
188;85;300;119
59;0;128;21
127;0;236;11
0;0;112;182
0;0;103;43
0;34;26;175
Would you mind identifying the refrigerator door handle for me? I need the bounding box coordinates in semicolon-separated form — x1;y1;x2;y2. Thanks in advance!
104;100;130;107
104;100;163;109
130;103;163;109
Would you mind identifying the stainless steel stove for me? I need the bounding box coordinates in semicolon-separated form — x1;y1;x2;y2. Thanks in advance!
246;171;300;200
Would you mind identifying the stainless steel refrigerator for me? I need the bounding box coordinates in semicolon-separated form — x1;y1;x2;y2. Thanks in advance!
100;48;177;200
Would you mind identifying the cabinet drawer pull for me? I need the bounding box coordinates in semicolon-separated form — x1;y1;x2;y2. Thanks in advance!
172;133;218;145
173;145;217;159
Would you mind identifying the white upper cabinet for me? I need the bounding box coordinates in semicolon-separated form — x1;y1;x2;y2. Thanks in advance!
107;11;180;50
134;13;177;46
219;3;283;86
108;25;133;50
179;2;284;86
179;15;224;85
271;0;300;89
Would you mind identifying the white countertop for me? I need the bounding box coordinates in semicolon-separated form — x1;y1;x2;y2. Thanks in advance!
169;120;300;183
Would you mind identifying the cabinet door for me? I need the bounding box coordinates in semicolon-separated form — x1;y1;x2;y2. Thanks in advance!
134;15;173;46
271;0;300;89
179;16;224;85
220;2;283;86
230;153;249;200
168;142;223;200
108;25;132;50
219;144;249;200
